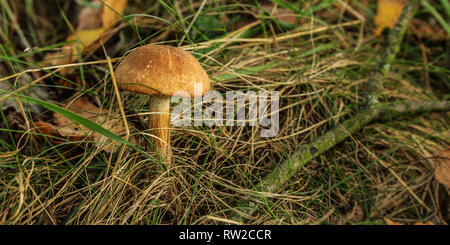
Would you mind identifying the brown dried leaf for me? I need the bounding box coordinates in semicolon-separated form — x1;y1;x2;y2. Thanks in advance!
76;1;102;31
33;121;84;143
384;218;435;225
435;147;450;188
53;96;127;153
413;221;435;225
384;218;403;225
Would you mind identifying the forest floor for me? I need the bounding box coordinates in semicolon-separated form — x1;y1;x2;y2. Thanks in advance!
0;0;449;225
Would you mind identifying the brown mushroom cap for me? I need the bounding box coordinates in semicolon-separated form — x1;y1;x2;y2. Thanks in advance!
115;44;210;97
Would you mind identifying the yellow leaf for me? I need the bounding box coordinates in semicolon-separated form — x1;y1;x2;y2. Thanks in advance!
101;0;128;29
43;1;127;70
374;0;408;36
62;28;105;66
68;28;105;49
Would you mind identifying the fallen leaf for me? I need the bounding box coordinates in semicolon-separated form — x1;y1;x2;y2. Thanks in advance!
43;0;128;71
66;28;105;57
33;121;59;137
413;221;435;225
76;1;103;31
101;0;128;29
374;0;408;36
384;218;435;225
435;147;450;188
53;96;127;153
33;121;85;143
68;28;105;47
384;218;403;225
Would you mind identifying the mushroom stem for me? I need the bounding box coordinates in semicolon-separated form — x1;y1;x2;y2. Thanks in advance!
149;95;172;165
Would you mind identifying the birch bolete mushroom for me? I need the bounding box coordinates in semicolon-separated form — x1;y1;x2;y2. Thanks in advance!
114;44;210;165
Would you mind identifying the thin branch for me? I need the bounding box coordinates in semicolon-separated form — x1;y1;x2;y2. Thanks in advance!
364;0;419;106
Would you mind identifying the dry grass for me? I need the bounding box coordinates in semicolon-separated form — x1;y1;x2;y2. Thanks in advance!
0;0;448;225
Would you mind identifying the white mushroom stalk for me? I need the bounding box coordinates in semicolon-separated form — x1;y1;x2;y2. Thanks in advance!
148;95;172;164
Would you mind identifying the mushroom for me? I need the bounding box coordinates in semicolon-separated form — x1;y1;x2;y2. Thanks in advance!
114;44;210;165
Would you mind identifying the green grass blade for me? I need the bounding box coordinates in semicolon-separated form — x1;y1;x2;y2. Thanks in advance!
0;88;151;158
439;0;450;16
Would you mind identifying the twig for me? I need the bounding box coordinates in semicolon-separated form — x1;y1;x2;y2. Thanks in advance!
229;100;450;222
364;1;419;106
